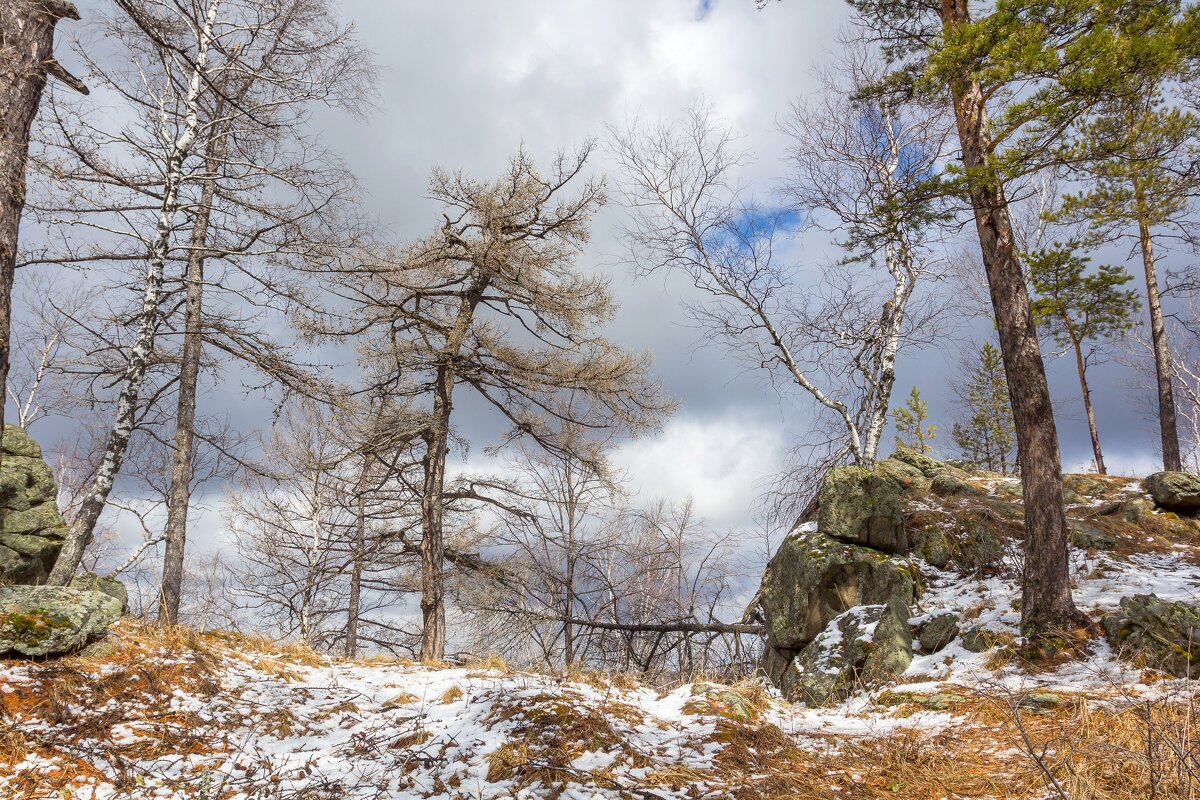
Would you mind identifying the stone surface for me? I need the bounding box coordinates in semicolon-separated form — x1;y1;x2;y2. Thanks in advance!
918;613;960;653
960;625;998;653
1144;471;1200;514
931;472;979;497
891;448;970;482
1070;521;1117;551
0;427;66;585
754;524;916;652
1063;474;1108;499
818;466;907;554
954;518;1006;574
70;573;129;612
875;458;932;493
785;601;913;706
0;586;122;656
1102;594;1200;678
909;527;952;569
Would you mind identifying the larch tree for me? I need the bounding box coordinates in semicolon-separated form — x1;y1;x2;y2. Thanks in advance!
0;0;87;472
329;146;670;661
1028;243;1138;475
830;0;1194;639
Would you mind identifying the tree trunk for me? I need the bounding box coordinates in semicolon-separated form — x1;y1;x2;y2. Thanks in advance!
418;364;452;662
939;0;1082;639
0;0;86;473
1136;206;1181;472
47;0;221;586
346;467;366;659
1068;330;1106;475
158;135;221;623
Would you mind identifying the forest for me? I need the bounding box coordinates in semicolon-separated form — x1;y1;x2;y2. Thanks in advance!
1;1;1200;799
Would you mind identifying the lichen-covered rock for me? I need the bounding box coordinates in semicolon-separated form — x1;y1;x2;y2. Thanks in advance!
960;624;999;653
931;472;979;497
1144;472;1200;514
754;524;916;652
918;613;959;653
875;458;932;493
818;466;907;554
0;428;66;585
785;601;913;706
1070;521;1117;552
891;448;971;483
0;586;122;657
1063;474;1108;499
909;526;952;569
70;573;129;612
1102;594;1200;678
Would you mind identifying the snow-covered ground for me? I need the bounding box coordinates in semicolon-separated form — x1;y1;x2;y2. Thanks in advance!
3;481;1199;798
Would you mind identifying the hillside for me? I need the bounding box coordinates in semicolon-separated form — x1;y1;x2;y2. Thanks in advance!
3;457;1200;800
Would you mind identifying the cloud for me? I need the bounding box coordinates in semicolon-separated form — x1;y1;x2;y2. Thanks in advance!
611;413;782;528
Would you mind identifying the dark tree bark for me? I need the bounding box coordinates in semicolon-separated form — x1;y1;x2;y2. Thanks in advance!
939;0;1084;639
1136;206;1182;472
1066;327;1106;475
0;0;85;469
418;278;487;662
157;158;217;624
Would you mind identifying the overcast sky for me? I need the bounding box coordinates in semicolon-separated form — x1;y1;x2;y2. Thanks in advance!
33;0;1179;550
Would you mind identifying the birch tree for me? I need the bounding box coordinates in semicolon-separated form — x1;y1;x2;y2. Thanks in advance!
611;88;945;488
29;0;370;591
45;0;224;585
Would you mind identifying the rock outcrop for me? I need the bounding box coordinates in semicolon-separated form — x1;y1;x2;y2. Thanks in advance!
1143;471;1200;514
0;427;68;584
0;585;123;656
1103;594;1200;678
783;600;913;706
818;465;907;554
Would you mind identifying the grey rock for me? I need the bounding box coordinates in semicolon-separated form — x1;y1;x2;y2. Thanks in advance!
786;600;913;706
909;527;952;569
918;613;960;653
0;586;122;657
954;518;1006;574
875;458;932;493
1070;521;1117;552
1144;472;1200;514
754;524;916;652
960;625;997;653
1102;594;1200;678
70;573;129;612
818;465;907;554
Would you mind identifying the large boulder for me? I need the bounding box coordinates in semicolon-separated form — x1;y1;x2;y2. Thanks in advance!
1143;472;1200;514
70;573;129;612
784;601;913;706
755;524;916;652
0;427;67;585
0;585;122;657
818;465;907;554
1103;594;1200;678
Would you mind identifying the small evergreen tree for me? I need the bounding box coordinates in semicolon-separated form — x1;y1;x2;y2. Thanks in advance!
893;386;937;454
951;342;1017;475
1028;243;1138;475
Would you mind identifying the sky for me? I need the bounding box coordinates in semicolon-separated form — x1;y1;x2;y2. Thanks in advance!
25;0;1181;554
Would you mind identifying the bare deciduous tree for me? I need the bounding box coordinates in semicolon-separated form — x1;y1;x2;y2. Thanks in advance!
325;146;671;660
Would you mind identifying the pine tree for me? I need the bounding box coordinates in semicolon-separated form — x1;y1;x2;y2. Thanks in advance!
952;343;1017;475
1028;243;1138;475
893;387;937;454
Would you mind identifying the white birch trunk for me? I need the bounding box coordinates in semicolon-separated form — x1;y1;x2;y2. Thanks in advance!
48;0;222;585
